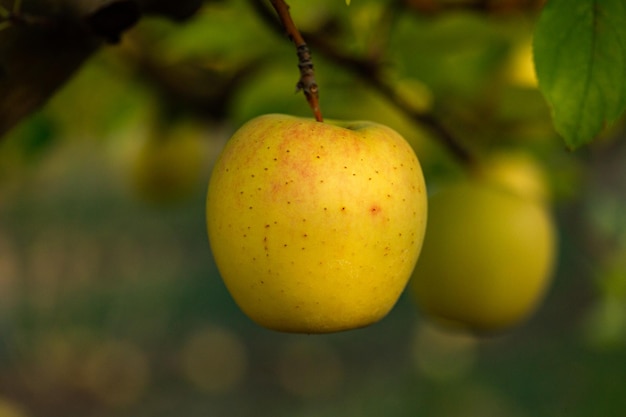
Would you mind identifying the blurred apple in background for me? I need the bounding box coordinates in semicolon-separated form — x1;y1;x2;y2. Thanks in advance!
130;119;208;204
410;152;557;333
506;36;538;89
473;151;550;203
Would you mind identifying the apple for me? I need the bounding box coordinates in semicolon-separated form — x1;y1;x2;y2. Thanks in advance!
473;151;550;202
206;114;427;333
409;167;556;333
506;36;538;89
130;120;207;204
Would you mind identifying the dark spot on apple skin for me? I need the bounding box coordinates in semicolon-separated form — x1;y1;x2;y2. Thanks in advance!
370;205;382;215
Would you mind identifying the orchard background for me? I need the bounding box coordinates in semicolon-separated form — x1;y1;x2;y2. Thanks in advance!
1;0;626;416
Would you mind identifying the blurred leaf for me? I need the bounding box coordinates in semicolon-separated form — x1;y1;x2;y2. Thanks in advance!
533;0;626;149
230;62;307;126
144;0;281;64
390;13;511;98
42;50;154;138
583;297;626;350
10;112;57;159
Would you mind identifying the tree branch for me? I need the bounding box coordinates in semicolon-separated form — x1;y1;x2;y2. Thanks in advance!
268;0;323;122
0;0;204;138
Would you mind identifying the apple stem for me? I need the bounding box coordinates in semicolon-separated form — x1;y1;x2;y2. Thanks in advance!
269;0;323;122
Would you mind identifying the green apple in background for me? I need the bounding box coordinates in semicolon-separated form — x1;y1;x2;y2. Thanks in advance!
410;154;557;333
206;114;427;333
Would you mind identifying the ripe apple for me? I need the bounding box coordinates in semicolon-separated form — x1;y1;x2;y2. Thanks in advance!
206;114;427;333
409;169;556;333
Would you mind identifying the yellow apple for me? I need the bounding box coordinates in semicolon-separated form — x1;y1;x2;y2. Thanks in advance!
409;177;556;333
473;151;550;203
130;121;207;204
206;114;427;333
506;37;538;89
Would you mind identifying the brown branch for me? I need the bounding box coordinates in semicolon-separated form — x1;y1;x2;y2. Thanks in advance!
269;0;323;122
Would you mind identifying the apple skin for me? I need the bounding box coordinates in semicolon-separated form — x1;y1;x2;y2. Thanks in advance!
206;114;427;333
409;180;556;333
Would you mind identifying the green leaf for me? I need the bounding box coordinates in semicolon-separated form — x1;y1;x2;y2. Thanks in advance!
533;0;626;149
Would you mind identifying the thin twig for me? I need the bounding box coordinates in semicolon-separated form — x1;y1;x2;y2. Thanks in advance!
269;0;323;122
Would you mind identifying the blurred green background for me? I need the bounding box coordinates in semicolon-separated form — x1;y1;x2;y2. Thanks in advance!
1;0;626;416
